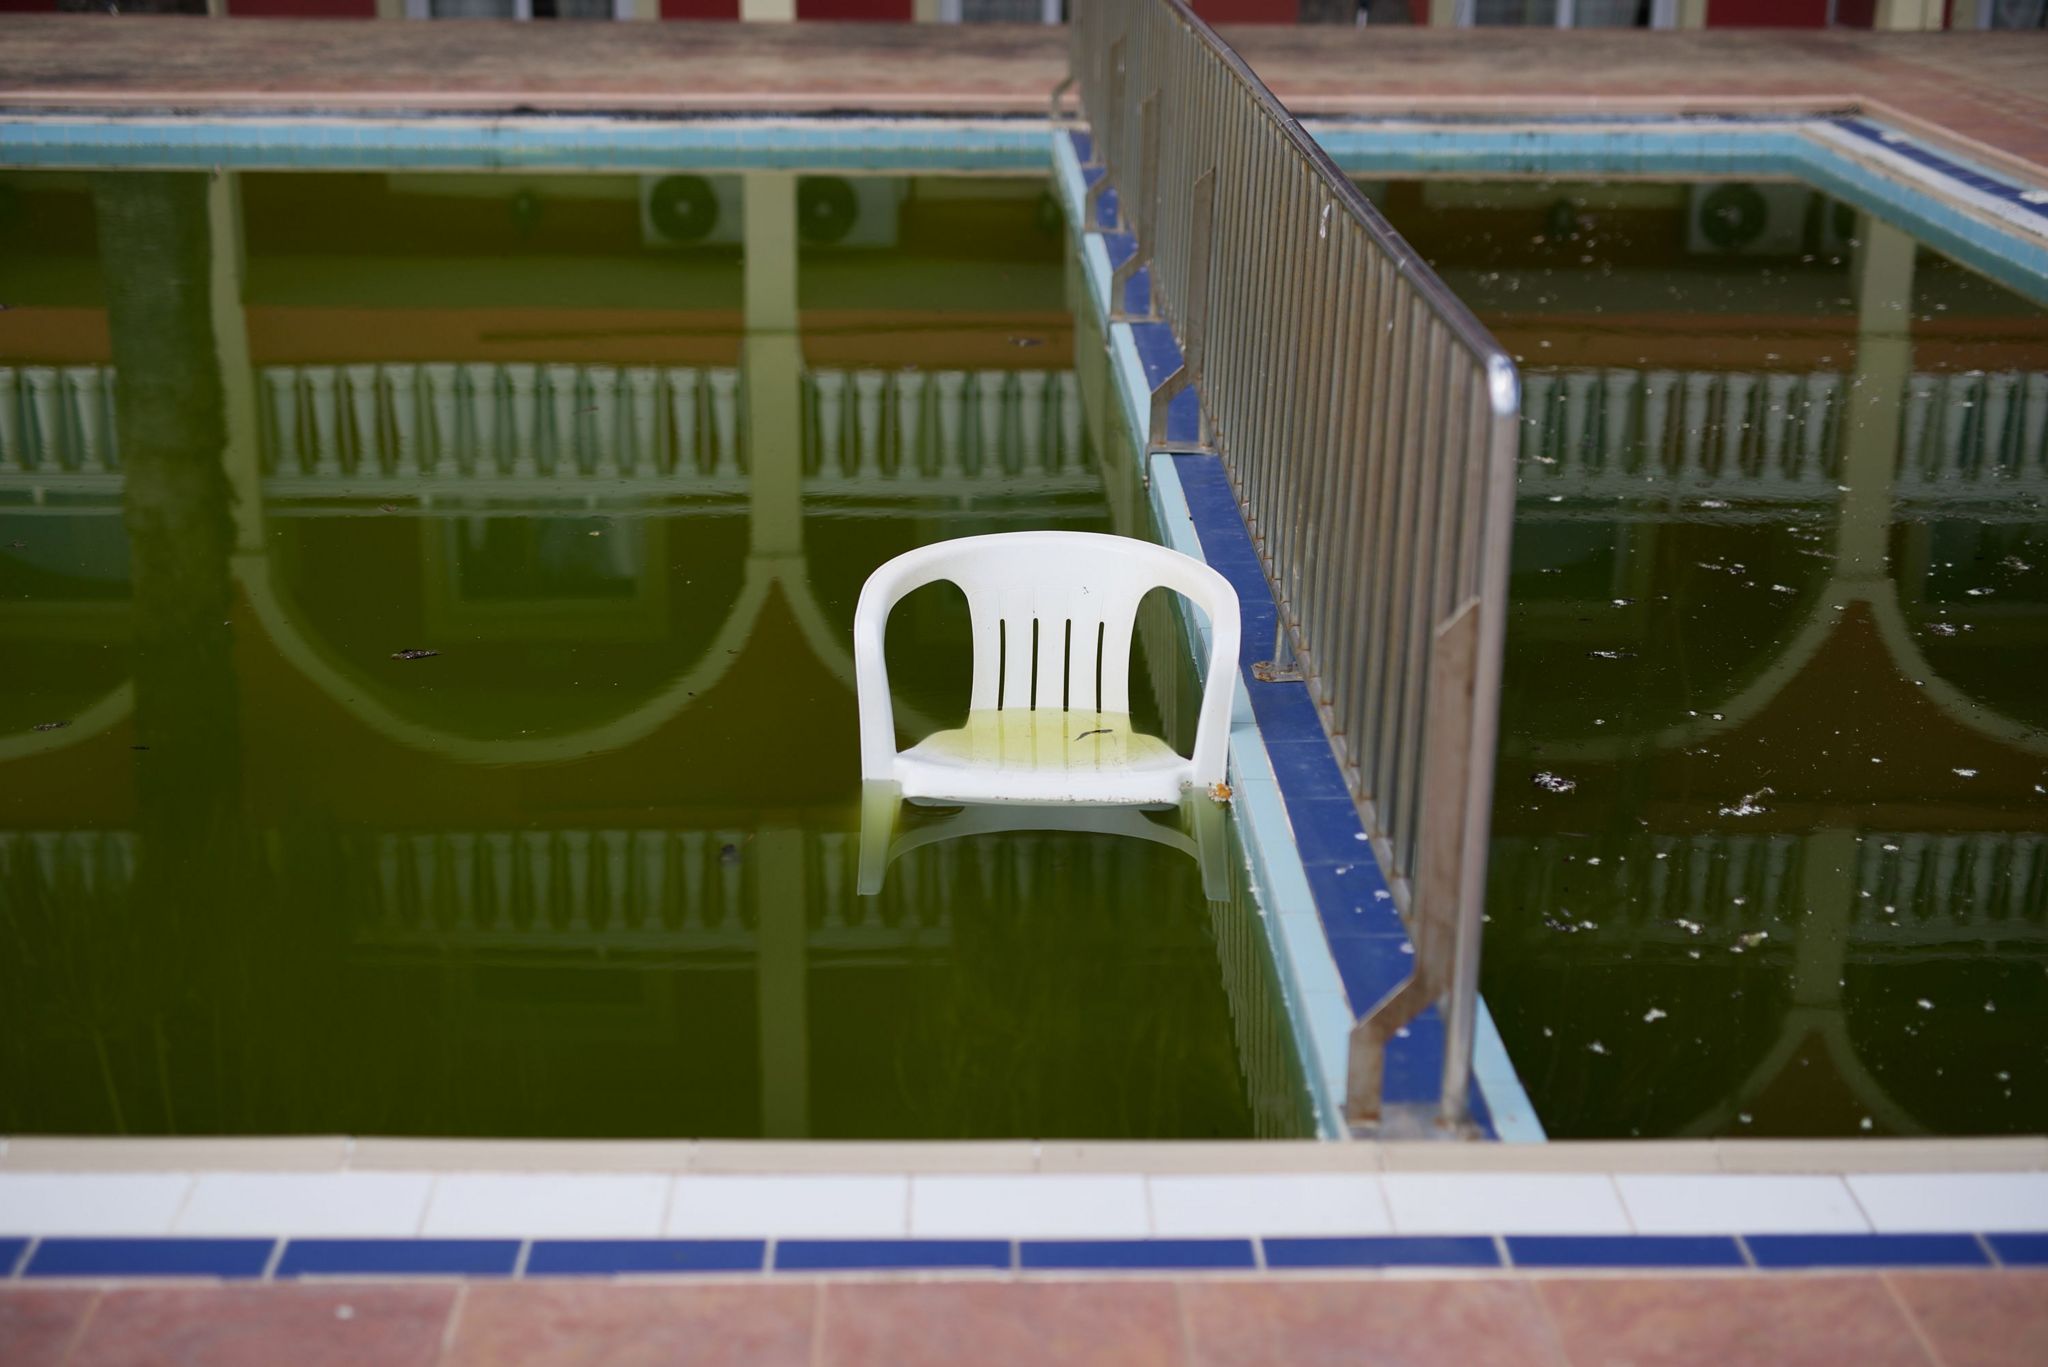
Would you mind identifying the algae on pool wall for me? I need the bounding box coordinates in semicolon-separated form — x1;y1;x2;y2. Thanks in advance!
0;167;1307;1141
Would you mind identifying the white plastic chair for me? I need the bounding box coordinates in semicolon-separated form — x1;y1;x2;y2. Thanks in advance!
854;530;1240;806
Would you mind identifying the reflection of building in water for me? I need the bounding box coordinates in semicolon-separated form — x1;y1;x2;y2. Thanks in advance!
0;168;1302;1140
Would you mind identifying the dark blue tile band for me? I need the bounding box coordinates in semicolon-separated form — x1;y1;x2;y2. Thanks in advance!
24;1238;274;1280
276;1238;520;1279
1506;1235;1745;1269
525;1240;764;1277
1019;1239;1256;1271
1261;1236;1501;1270
775;1240;1011;1273
1984;1233;2048;1266
1742;1233;1989;1269
0;1237;27;1278
1837;120;2048;224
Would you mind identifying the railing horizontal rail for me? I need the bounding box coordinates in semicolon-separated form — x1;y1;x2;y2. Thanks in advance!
1069;0;1521;1133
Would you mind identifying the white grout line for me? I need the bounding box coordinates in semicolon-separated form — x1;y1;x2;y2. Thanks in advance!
259;1238;286;1282
511;1240;532;1278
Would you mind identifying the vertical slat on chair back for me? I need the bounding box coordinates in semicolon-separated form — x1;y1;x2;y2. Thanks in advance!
962;574;1144;716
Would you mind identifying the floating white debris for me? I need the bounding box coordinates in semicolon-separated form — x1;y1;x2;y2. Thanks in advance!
1532;772;1578;794
1643;1008;1667;1023
1771;584;1796;594
1860;1117;1875;1131
1917;998;1935;1010
1737;931;1769;949
1588;1041;1608;1055
1985;1001;1997;1013
1676;919;1703;935
1929;622;1958;636
1718;787;1773;817
1954;768;1979;778
1738;1112;1753;1125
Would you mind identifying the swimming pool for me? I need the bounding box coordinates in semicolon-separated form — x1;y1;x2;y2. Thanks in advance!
0;166;1310;1141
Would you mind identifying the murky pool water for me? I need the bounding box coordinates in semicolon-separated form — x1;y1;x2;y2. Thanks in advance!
0;169;1306;1140
1378;176;2048;1137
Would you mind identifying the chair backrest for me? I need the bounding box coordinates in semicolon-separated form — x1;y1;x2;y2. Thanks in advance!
854;531;1241;785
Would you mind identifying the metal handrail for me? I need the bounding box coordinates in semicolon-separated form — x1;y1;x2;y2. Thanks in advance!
1068;0;1521;1133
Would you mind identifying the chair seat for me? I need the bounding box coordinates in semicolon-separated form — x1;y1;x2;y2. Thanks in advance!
895;709;1194;806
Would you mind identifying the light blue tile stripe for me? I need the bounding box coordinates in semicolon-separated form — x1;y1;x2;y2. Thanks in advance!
0;116;1047;173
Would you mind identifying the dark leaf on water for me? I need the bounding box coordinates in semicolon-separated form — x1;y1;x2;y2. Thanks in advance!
33;720;70;732
390;649;440;661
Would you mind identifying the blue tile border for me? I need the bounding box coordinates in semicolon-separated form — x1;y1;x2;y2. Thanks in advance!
2;1230;2046;1278
1741;1233;1990;1270
1506;1235;1746;1269
525;1239;765;1277
1986;1233;2048;1267
275;1238;521;1279
1019;1239;1257;1271
1262;1236;1501;1269
24;1237;275;1280
775;1240;1012;1273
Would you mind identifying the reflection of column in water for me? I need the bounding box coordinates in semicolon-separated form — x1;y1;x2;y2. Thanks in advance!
625;368;658;477
1721;372;1756;476
422;364;456;475
344;365;379;477
853;369;885;476
446;832;476;934
1942;374;1979;478
1018;370;1047;472
630;832;662;931
1519;373;1554;467
71;368;107;471
816;832;845;925
589;366;620;476
0;370;17;469
1983;372;2018;474
388;365;419;476
1804;373;1840;480
544;364;579;476
462;364;496;476
1562;372;1598;474
1641;371;1678;477
485;831;514;933
708;368;739;475
934;370;965;476
890;369;921;477
306;368;341;477
563;830;591;933
2022;374;2048;475
813;369;845;477
598;830;627;932
1057;372;1080;466
680;831;706;930
505;364;538;478
1900;376;1940;479
666;368;700;475
1762;373;1798;479
976;370;1006;476
24;368;57;470
1678;372;1714;480
1601;370;1635;472
718;830;745;931
263;370;299;476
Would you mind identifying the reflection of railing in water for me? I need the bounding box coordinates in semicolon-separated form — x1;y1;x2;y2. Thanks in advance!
802;369;1086;485
0;363;1094;501
1493;830;2048;956
1519;368;2048;506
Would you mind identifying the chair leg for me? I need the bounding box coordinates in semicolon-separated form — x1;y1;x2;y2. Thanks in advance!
857;780;902;898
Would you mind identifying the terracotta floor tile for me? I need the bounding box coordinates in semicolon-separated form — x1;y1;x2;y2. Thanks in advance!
822;1280;1185;1367
446;1282;815;1367
1886;1271;2048;1367
70;1285;455;1367
1183;1278;1564;1367
0;1289;99;1367
1539;1275;1933;1367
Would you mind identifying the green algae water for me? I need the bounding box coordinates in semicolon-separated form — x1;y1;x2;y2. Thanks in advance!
0;169;1308;1140
1376;176;2048;1138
